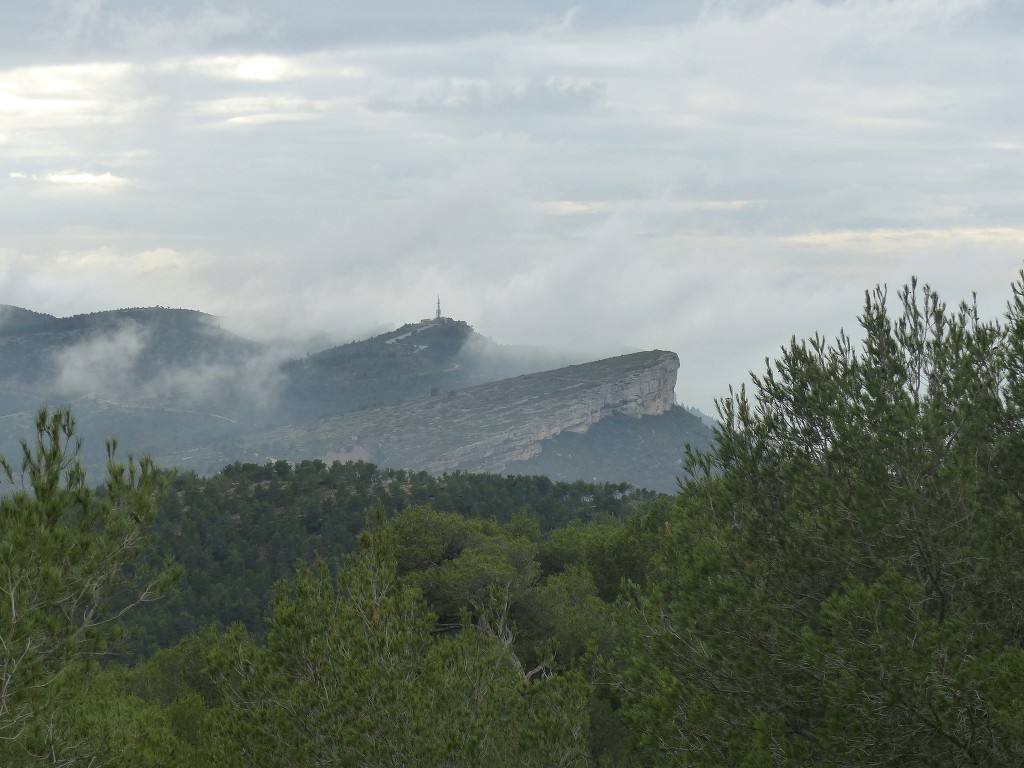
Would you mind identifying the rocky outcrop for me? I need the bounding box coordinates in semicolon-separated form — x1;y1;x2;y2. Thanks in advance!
416;351;679;472
251;350;680;474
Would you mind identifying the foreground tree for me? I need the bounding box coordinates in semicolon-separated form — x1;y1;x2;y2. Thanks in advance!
611;278;1024;766
0;407;177;765
204;530;591;767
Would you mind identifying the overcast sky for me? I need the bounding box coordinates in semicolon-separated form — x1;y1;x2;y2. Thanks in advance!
1;0;1022;411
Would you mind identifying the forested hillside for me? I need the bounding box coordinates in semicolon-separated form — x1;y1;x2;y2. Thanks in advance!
127;461;656;655
5;276;1024;766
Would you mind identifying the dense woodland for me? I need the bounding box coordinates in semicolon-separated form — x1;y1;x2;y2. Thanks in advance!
5;276;1024;766
129;461;656;656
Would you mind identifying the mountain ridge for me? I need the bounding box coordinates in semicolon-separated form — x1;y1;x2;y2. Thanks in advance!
0;305;711;491
246;349;682;474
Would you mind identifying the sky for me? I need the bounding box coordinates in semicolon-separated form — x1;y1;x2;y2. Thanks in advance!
0;0;1022;412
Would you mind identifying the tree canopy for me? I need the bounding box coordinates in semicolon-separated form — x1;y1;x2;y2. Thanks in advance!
609;277;1024;766
0;407;177;766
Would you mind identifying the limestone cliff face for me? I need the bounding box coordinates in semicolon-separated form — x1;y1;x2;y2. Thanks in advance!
254;350;681;475
429;351;679;472
591;350;678;418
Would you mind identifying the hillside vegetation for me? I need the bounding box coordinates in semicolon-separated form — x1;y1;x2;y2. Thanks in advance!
4;276;1024;766
126;461;656;655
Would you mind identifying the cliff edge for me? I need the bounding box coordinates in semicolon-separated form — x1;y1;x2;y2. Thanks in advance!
250;350;681;474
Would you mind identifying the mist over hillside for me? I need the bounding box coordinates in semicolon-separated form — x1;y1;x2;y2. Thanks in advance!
0;305;710;491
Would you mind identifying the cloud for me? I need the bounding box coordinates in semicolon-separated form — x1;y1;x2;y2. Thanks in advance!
0;60;156;168
52;322;148;397
37;246;195;276
780;226;1024;250
0;62;140;125
41;1;257;57
539;200;614;215
537;6;583;35
48;0;104;47
0;247;206;316
35;170;133;191
538;199;757;216
188;95;328;127
373;77;607;115
176;55;302;82
130;352;288;414
44;315;289;418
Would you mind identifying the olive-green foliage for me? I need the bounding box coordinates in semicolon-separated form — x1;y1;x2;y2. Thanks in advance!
202;533;592;767
128;460;651;654
539;499;671;601
610;278;1024;766
110;498;643;766
386;505;539;624
382;505;635;679
24;663;201;768
0;407;178;766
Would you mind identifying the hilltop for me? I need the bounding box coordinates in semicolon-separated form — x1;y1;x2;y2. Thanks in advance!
0;305;260;398
281;315;579;418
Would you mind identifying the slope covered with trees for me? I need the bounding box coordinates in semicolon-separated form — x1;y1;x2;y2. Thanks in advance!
126;461;656;655
7;275;1024;766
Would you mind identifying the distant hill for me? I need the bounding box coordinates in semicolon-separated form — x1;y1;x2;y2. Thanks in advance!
282;317;483;417
0;305;261;397
0;305;58;334
0;305;273;474
0;305;713;491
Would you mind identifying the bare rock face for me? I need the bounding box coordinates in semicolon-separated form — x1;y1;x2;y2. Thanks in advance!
250;350;681;475
589;350;679;418
429;351;679;472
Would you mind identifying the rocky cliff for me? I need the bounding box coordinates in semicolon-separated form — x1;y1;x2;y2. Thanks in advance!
250;350;680;474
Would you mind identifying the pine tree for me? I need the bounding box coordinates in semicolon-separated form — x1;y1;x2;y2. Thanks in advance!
0;407;177;765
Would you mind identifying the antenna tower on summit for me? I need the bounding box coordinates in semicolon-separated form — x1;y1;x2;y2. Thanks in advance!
436;296;441;320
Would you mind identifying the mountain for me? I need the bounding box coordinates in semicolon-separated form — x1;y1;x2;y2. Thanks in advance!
144;349;708;493
0;306;268;471
274;349;710;492
0;304;257;358
0;306;712;491
0;305;261;401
